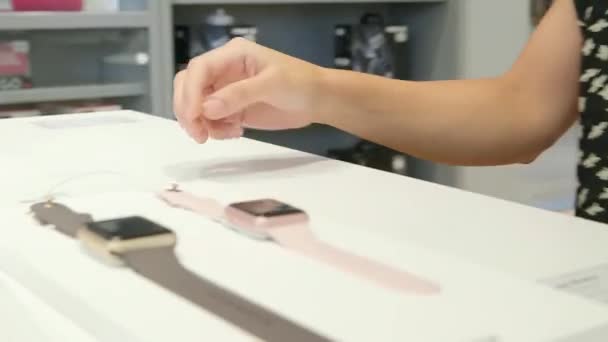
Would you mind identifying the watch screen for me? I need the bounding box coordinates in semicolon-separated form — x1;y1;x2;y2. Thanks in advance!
230;199;304;218
86;216;172;240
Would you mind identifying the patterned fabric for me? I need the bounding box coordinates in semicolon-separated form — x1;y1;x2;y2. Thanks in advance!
575;0;608;223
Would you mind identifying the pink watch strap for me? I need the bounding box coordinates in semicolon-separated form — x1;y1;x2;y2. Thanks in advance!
159;190;440;295
269;226;440;295
159;190;224;221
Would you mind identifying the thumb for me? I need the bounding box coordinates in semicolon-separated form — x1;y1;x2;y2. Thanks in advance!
202;71;275;120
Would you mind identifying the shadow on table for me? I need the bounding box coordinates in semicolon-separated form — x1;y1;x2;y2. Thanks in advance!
164;154;336;182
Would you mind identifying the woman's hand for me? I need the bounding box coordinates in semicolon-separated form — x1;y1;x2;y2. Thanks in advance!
173;37;325;143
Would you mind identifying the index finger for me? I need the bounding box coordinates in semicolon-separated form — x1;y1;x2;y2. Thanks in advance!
182;41;246;124
174;69;209;143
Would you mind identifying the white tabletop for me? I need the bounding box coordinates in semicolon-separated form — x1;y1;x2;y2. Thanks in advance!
3;192;608;341
3;110;608;282
2;110;608;341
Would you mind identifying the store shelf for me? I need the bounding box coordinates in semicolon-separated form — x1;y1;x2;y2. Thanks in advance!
173;0;443;4
0;83;146;105
0;12;150;30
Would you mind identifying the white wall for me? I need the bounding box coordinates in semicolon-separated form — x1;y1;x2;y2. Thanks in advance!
453;0;579;211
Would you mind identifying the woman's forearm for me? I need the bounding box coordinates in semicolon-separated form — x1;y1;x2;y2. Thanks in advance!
314;0;580;167
315;69;566;166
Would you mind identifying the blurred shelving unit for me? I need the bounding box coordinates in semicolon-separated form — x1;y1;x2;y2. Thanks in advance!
0;83;146;105
0;11;150;30
0;1;164;115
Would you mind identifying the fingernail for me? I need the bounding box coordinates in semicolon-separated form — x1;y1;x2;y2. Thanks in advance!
193;130;208;144
202;98;227;119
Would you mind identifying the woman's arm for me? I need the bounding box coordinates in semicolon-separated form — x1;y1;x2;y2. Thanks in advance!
316;0;581;165
174;0;581;166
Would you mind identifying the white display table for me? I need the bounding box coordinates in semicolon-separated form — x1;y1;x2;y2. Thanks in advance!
1;111;608;341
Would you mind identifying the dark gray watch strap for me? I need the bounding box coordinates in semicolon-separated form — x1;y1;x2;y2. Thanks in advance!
123;247;329;342
30;202;92;238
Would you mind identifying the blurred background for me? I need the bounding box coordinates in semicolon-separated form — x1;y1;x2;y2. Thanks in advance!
0;0;574;212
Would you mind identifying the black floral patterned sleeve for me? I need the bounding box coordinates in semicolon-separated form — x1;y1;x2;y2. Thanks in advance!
574;0;608;223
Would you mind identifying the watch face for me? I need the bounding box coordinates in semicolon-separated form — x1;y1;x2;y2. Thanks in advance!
230;199;304;218
86;216;172;240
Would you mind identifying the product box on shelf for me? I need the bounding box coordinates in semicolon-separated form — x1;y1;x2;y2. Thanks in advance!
0;41;32;91
11;0;82;11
